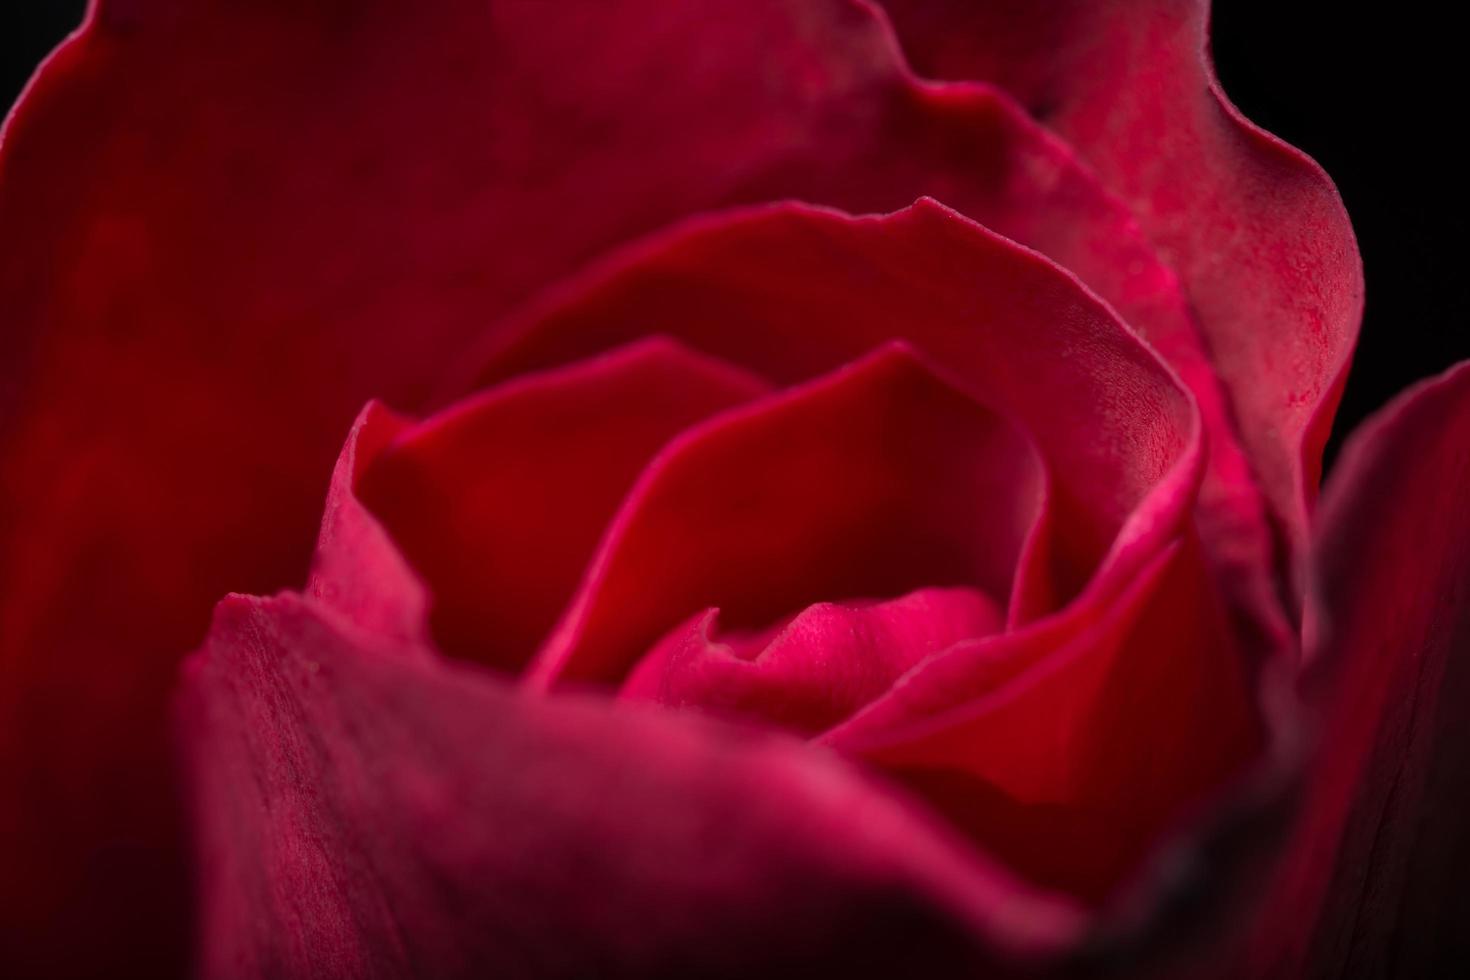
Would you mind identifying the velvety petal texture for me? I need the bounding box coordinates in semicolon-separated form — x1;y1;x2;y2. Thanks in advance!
620;588;1007;736
831;533;1259;904
190;194;1267;970
179;592;1083;979
0;0;1370;975
523;343;1044;692
357;338;769;673
472;199;1199;613
305;402;427;647
0;3;1288;967
872;0;1363;559
1247;361;1470;976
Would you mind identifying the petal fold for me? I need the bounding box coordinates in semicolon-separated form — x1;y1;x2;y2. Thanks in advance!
1248;361;1470;976
872;0;1363;557
0;0;1282;967
525;343;1045;691
179;591;1085;978
478;199;1200;615
828;532;1261;904
621;587;1005;736
305;401;429;647
356;338;767;671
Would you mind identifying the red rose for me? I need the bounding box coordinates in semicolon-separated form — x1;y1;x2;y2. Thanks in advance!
2;1;1465;977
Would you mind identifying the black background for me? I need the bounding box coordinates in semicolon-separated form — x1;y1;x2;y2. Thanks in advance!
4;3;1464;466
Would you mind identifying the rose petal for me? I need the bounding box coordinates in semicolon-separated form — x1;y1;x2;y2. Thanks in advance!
621;584;1006;736
1246;361;1470;975
355;338;768;671
525;342;1046;691
829;531;1261;905
178;591;1085;978
478;199;1199;619
871;0;1364;557
0;0;1233;966
304;401;429;647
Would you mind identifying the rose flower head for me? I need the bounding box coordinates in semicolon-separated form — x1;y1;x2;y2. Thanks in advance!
3;2;1467;979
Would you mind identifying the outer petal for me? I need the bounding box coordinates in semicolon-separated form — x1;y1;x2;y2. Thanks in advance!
178;591;1084;978
872;0;1364;558
1246;361;1470;976
0;4;1253;968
